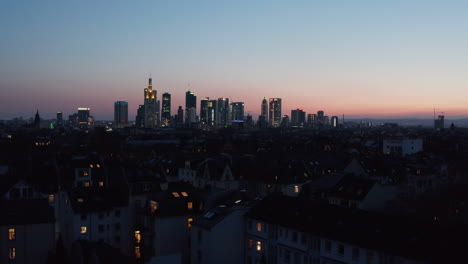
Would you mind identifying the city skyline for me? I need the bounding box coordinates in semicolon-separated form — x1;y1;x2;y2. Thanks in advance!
2;1;468;120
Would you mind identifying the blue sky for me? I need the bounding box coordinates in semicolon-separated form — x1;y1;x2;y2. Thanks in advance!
1;0;468;119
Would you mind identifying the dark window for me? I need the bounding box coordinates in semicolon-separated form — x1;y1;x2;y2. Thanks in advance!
301;234;307;245
115;210;121;217
292;232;298;242
352;247;360;261
198;250;202;263
98;225;104;232
198;230;202;242
338;244;345;256
115;236;120;243
115;223;120;231
81;214;87;220
98;213;104;219
325;241;331;252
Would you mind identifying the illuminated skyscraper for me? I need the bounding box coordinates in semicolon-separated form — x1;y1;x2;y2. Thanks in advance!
161;93;171;127
114;101;128;128
231;102;245;121
331;116;339;128
144;77;157;128
200;98;217;126
269;98;282;127
185;91;196;125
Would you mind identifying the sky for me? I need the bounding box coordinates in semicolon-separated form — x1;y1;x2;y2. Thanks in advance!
1;0;468;120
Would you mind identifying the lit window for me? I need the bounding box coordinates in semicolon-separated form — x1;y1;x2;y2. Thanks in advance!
187;201;193;210
8;228;15;240
96;164;101;168
48;194;55;203
84;181;90;187
99;181;104;187
77;198;84;203
90;164;94;168
257;222;262;232
294;185;299;193
9;248;16;260
172;192;180;198
256;241;262;251
150;200;157;213
188;218;193;228
181;192;188;197
135;246;141;259
82;171;89;177
248;239;253;249
134;230;141;243
81;226;87;234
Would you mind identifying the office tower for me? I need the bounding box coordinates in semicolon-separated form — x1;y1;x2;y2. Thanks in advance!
78;108;90;125
331;116;339;128
185;91;196;125
291;109;306;127
217;98;230;126
307;114;316;124
200;98;217;126
269;98;282;127
231;102;245;121
144;77;157;128
136;105;145;128
56;112;63;127
114;101;128;128
280;115;290;127
434;115;444;130
261;97;268;117
176;106;184;124
34;110;41;129
68;113;79;127
161;93;171;127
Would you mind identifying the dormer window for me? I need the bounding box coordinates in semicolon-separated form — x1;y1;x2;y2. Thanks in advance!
96;164;101;168
48;194;55;203
181;192;189;197
81;170;89;177
90;164;94;168
99;181;104;187
172;192;180;198
8;228;15;240
294;185;299;193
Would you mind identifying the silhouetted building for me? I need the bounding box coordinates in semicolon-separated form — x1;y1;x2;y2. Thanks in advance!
144;77;158;127
217;98;230;126
434;115;444;130
291;109;306;127
185;91;197;125
269;98;282;127
161;93;171;127
176;106;184;125
34;110;40;129
231;102;245;122
200;98;217;126
260;97;268;123
136;105;145;128
77;108;91;128
56;111;63;127
114;101;128;128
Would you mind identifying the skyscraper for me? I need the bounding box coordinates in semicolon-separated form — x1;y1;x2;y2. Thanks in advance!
176;106;184;124
144;77;157;128
261;97;268;119
78;108;90;124
231;102;245;121
269;98;282;127
56;112;63;127
136;105;145;128
161;93;171;127
291;109;306;127
331;116;339;128
185;91;197;125
34;110;41;129
435;115;444;130
200;98;217;126
217;98;230;126
114;101;128;128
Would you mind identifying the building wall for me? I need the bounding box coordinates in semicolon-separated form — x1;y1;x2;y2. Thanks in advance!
0;223;55;264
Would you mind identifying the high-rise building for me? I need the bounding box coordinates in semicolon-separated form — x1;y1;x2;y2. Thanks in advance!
200;98;217;126
307;114;316;125
260;97;268;121
435;115;444;130
136;105;145;128
217;98;230;126
176;106;184;124
161;93;171;127
78;108;90;125
144;77;158;128
331;116;339;128
291;109;306;127
56;112;63;127
269;98;282;127
231;102;245;121
114;101;128;128
185;91;197;125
